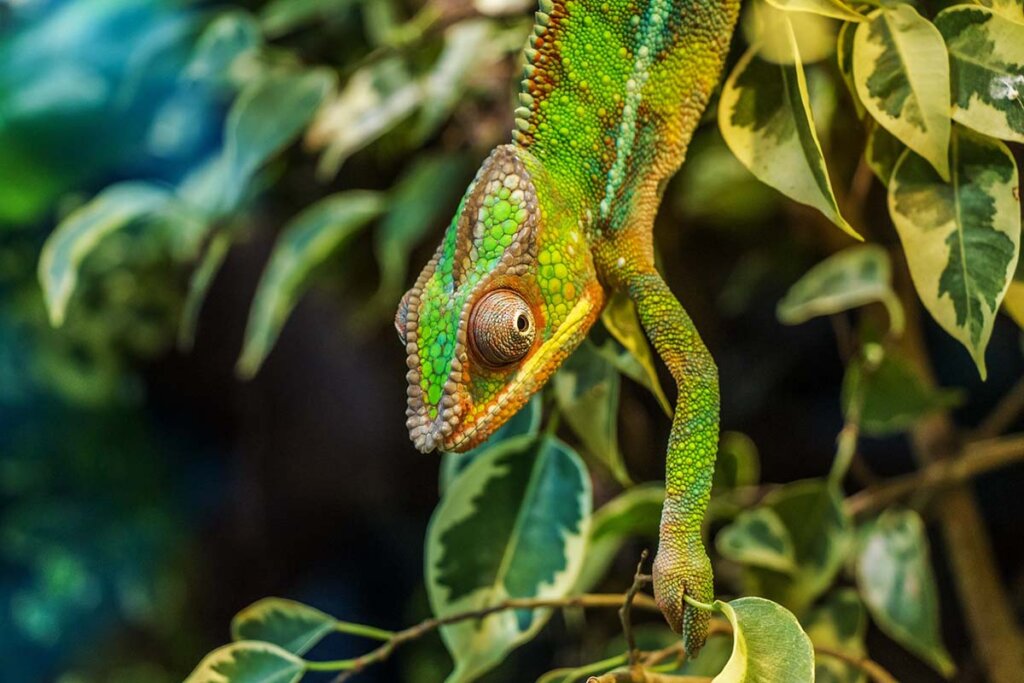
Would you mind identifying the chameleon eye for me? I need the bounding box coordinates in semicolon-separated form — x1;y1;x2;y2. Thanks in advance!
470;289;535;367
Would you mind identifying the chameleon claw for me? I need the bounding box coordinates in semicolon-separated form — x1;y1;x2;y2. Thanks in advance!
652;545;714;657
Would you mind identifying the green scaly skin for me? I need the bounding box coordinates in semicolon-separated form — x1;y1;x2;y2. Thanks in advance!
397;0;738;655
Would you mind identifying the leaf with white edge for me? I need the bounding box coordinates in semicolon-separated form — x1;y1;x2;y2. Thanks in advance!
777;244;903;333
853;5;951;179
838;22;866;118
976;0;1024;22
372;153;472;313
720;19;859;238
231;598;334;656
842;348;961;436
889;126;1020;378
804;589;868;683
717;507;798;573
222;69;335;208
426;435;591;683
743;1;838;66
438;395;542;494
1003;280;1024;327
713;597;815;682
599;289;672;417
856;509;955;677
237;192;385;378
573;484;664;594
866;121;905;185
39;182;206;327
764;0;864;23
935;5;1024;144
744;480;853;614
183;641;304;683
309;58;423;178
553;341;630;486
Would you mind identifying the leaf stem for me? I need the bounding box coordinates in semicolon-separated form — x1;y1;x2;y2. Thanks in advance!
681;595;716;613
304;659;356;672
335;621;394;641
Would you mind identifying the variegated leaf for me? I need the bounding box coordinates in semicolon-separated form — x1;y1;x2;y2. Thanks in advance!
764;0;864;23
805;589;868;683
837;21;866;118
936;5;1024;144
183;641;305;683
853;6;952;179
888;127;1020;378
865;121;905;185
426;436;591;683
715;597;815;682
231;598;334;656
720;17;858;237
976;0;1024;22
716;507;798;574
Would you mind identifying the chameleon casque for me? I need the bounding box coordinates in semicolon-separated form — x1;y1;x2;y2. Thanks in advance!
396;0;739;655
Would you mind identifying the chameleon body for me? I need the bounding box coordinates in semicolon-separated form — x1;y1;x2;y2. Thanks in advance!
397;0;738;654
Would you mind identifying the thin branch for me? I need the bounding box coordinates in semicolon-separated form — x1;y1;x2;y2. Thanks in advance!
814;646;899;683
846;432;1024;516
621;550;652;667
328;593;660;682
972;373;1024;440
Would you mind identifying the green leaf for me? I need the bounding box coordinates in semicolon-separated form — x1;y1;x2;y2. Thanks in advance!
717;507;798;573
804;589;868;683
888;126;1020;378
372;153;472;312
179;231;233;350
744;1;839;65
260;0;358;37
599;289;672;417
186;11;262;86
777;244;903;333
438;395;542;494
719;19;858;238
856;509;955;677
838;22;866;119
713;432;762;494
231;598;334;656
183;641;304;683
223;70;335;208
935;5;1024;144
714;597;815;682
865;121;905;185
39;182;206;326
237;191;386;378
573;484;665;594
764;0;864;23
426;435;591;683
553;341;631;486
743;480;853;614
842;348;962;436
976;0;1024;23
853;5;951;180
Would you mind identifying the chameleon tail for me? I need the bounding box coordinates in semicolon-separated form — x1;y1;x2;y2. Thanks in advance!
627;270;719;656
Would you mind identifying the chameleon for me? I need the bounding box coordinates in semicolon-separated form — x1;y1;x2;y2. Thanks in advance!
396;0;739;655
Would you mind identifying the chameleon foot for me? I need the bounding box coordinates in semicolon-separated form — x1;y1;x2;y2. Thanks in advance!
652;543;715;657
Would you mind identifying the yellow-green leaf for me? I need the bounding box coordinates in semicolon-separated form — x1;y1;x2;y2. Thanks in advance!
838;21;866;118
865;120;905;185
183;641;304;683
976;0;1024;22
720;18;858;238
856;509;955;677
936;5;1024;144
1003;280;1024;327
854;6;952;180
237;191;385;378
888;127;1020;378
764;0;865;23
805;589;868;683
231;598;335;656
777;244;903;334
713;597;815;682
717;507;799;573
599;289;672;417
743;1;839;65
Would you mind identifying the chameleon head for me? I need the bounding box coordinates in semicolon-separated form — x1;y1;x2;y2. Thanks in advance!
396;144;604;454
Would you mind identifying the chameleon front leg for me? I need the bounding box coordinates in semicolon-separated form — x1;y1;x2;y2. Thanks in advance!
626;269;719;656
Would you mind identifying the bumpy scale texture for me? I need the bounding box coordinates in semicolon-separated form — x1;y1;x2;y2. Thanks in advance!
400;0;739;655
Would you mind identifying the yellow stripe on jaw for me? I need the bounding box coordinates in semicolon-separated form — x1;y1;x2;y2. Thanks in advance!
447;290;600;451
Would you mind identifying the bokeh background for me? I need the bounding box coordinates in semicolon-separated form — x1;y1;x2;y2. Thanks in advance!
1;1;1022;681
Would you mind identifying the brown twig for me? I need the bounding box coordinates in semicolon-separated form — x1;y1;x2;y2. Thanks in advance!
328;593;660;682
815;646;899;683
621;550;652;667
972;373;1024;440
845;432;1024;516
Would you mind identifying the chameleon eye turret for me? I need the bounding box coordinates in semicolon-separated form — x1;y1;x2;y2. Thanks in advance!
470;289;536;367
